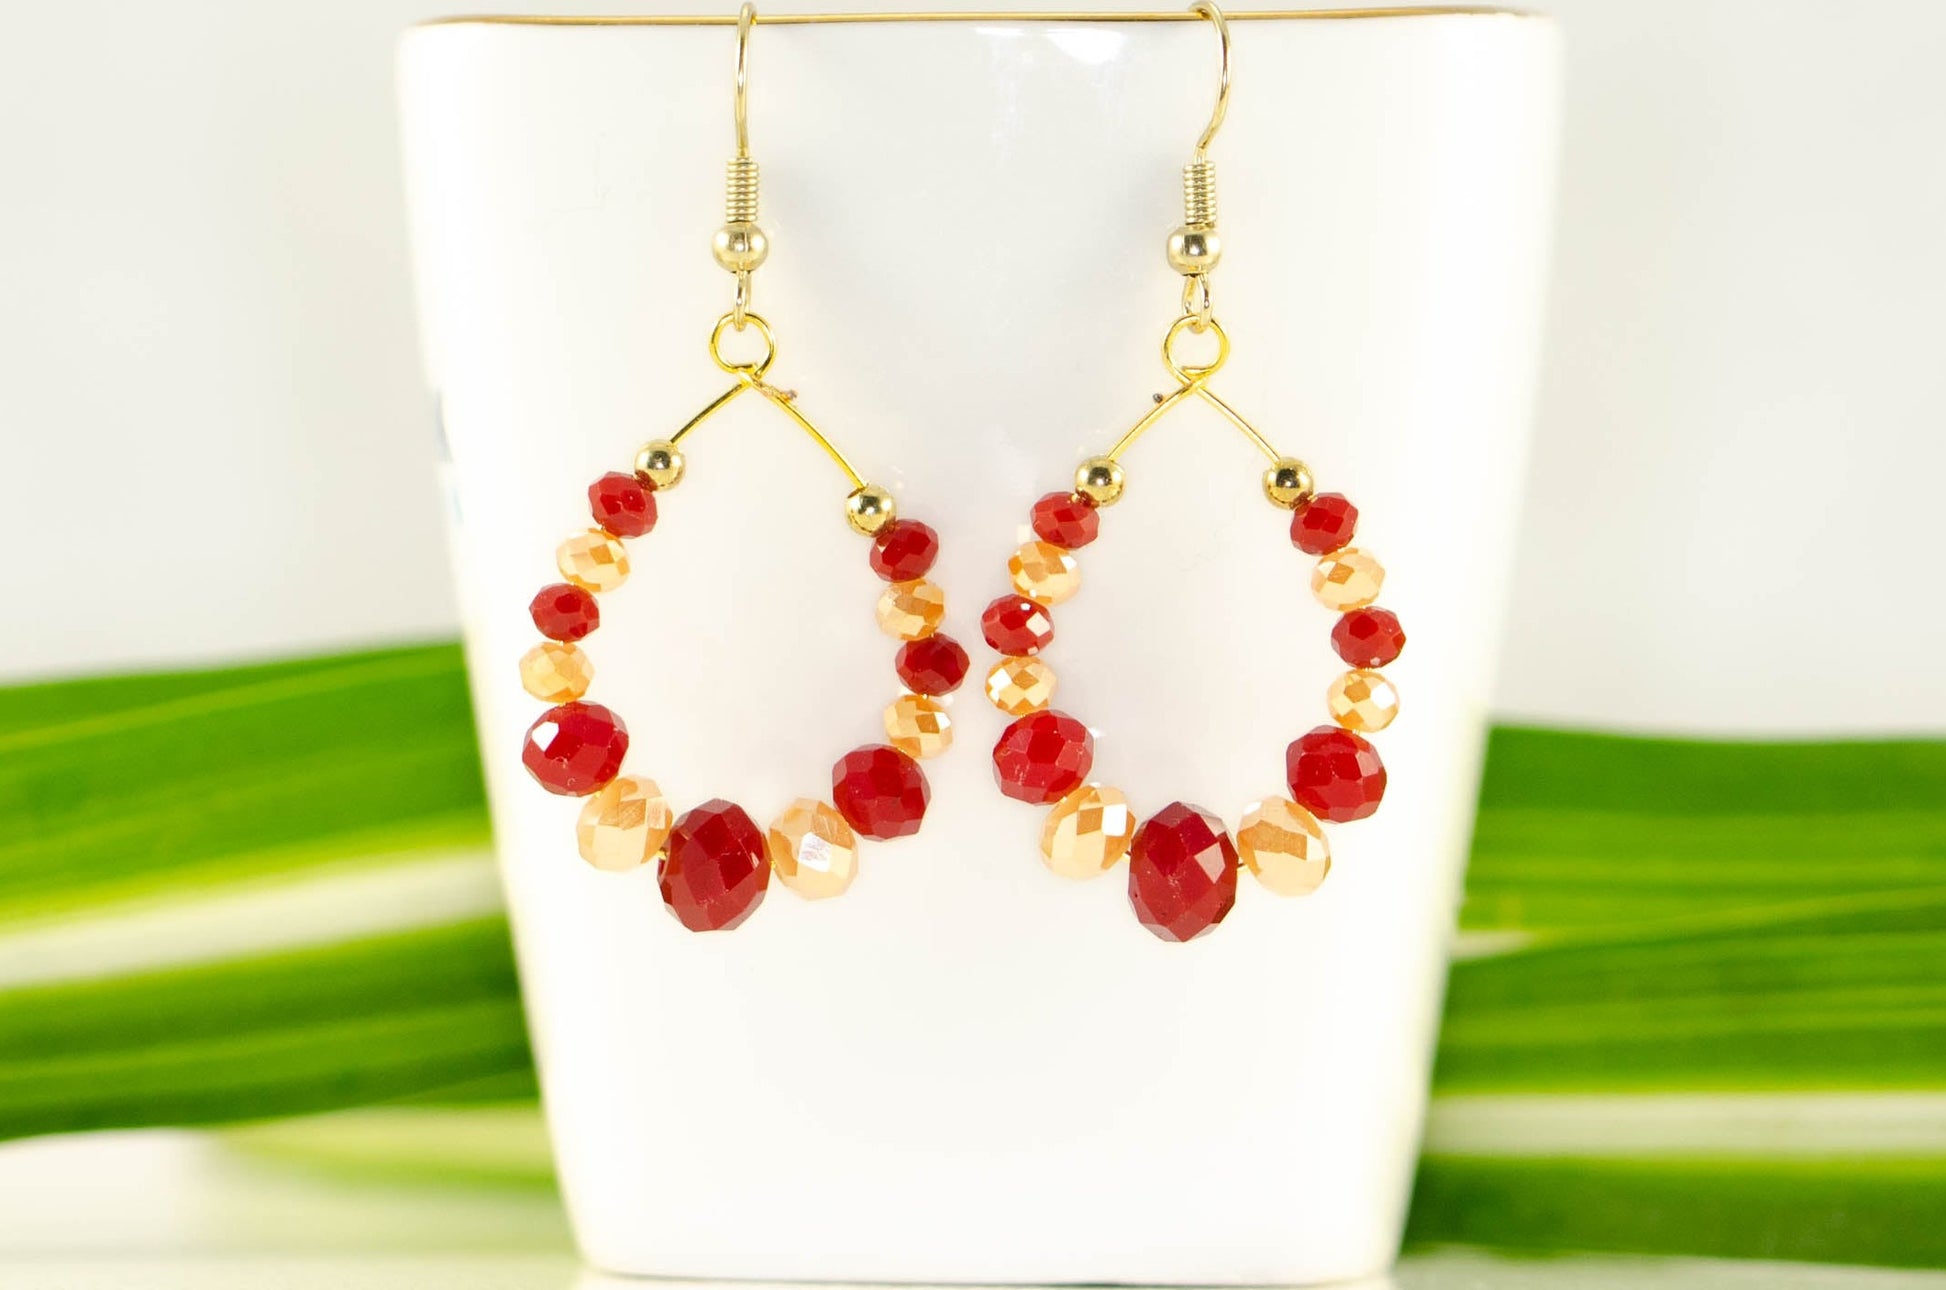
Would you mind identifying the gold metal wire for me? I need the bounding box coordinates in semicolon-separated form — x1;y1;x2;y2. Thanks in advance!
1189;1;1231;159
1182;158;1217;227
725;156;761;222
667;311;869;490
733;2;755;156
1104;315;1282;465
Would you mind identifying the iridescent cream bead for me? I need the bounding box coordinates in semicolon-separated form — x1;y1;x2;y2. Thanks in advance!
876;578;946;640
985;656;1056;716
1238;797;1331;895
519;641;593;703
1327;668;1400;733
558;528;630;593
766;798;858;900
884;693;953;759
1008;540;1081;606
576;775;673;872
1312;547;1383;611
1039;785;1136;879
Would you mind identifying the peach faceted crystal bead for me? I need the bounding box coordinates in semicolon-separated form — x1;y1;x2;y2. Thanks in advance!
557;529;630;593
766;798;859;900
519;641;594;703
575;775;674;872
1039;785;1137;880
876;578;947;640
1327;668;1400;733
1238;797;1332;896
884;693;953;760
984;656;1057;717
1008;540;1082;606
1311;547;1384;611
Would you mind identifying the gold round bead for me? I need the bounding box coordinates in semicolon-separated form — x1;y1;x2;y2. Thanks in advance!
711;221;770;273
1075;456;1125;507
634;440;685;490
1263;457;1317;509
1166;225;1223;275
846;483;897;536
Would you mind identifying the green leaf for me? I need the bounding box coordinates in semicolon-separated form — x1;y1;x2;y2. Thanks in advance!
0;644;489;926
1406;1154;1946;1269
0;918;528;1139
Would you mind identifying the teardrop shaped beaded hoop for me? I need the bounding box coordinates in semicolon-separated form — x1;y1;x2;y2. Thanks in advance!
518;314;968;933
983;318;1406;944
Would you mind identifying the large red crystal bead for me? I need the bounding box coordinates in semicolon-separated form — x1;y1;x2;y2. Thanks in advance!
1127;801;1239;943
1291;492;1358;555
522;702;628;796
982;595;1054;655
1030;492;1100;549
1331;607;1406;668
659;799;769;932
832;745;931;840
529;583;600;642
896;633;970;695
870;520;940;581
589;471;657;537
991;709;1093;804
1286;725;1387;822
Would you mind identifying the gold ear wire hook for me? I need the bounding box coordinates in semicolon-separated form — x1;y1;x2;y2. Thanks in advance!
1190;0;1231;160
733;2;754;158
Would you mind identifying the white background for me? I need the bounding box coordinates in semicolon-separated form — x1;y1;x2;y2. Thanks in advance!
2;0;1942;734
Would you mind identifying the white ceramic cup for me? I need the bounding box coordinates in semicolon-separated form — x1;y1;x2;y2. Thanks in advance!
400;9;1559;1283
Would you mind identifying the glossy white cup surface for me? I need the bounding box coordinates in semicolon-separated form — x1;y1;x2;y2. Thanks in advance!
399;11;1559;1283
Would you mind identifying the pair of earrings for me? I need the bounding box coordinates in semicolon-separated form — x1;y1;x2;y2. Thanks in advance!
517;3;1404;944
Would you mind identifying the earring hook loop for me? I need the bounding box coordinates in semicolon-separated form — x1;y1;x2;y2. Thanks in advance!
733;2;755;158
1190;0;1231;159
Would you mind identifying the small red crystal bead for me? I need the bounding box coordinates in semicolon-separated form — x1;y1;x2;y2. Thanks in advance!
521;701;628;796
1291;492;1359;555
1286;725;1388;823
529;583;600;642
1332;607;1407;668
589;471;657;538
1127;801;1239;943
659;799;769;932
1030;492;1100;550
832;745;931;840
896;633;970;696
991;709;1093;804
982;595;1054;655
870;520;940;582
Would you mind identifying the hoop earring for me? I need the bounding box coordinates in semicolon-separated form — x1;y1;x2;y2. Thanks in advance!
518;4;967;933
979;0;1406;943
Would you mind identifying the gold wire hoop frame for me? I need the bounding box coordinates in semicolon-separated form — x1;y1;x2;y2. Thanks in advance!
669;311;868;490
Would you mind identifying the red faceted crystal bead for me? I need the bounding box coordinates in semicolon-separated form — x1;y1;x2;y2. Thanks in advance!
870;520;940;581
1291;492;1358;555
1332;607;1406;668
832;745;931;840
659;800;769;932
1030;492;1100;549
589;471;657;538
991;709;1093;804
982;595;1054;655
521;702;628;796
1286;725;1387;822
529;583;600;642
896;633;970;695
1127;801;1239;943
